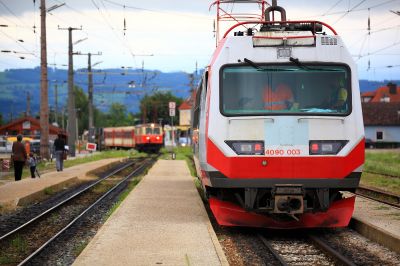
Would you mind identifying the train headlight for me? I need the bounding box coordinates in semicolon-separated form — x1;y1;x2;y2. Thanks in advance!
225;141;264;155
156;136;160;140
309;140;348;155
146;136;150;140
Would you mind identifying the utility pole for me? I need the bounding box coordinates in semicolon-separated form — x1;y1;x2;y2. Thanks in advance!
61;106;65;129
40;0;50;159
75;51;101;135
26;91;31;116
54;83;58;125
58;26;82;157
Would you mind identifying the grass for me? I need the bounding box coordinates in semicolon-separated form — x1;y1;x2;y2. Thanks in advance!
360;172;400;195
73;240;89;257
105;177;142;219
361;150;400;195
43;187;55;195
364;150;400;177
159;146;197;177
10;234;27;253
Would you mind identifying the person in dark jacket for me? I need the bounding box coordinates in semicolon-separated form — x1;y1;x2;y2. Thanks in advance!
12;134;27;181
54;133;66;171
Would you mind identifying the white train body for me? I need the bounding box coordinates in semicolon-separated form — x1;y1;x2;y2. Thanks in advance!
192;17;365;228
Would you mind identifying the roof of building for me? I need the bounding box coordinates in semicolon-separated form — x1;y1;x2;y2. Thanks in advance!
179;90;196;110
0;116;61;134
361;83;400;103
362;102;400;126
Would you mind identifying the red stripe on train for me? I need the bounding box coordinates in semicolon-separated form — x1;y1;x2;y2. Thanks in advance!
207;138;365;179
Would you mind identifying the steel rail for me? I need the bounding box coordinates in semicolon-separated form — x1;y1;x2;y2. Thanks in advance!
18;157;155;266
0;159;137;241
363;170;399;179
258;233;357;266
309;235;356;266
257;234;288;266
355;185;400;209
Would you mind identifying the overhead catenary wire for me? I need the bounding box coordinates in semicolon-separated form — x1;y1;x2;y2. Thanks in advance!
321;0;344;16
102;0;211;20
0;29;39;59
90;0;138;66
303;0;399;20
333;0;368;25
0;0;33;29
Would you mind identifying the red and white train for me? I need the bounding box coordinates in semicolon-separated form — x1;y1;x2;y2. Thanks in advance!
192;1;364;228
103;123;163;152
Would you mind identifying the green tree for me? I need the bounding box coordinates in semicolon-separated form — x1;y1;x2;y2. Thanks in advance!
74;86;89;135
106;103;130;126
139;92;183;125
0;113;3;126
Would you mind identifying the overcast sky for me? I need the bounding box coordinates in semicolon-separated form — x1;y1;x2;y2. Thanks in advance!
0;0;399;80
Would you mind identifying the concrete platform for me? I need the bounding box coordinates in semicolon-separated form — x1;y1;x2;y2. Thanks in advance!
351;196;400;253
0;158;123;211
74;160;228;266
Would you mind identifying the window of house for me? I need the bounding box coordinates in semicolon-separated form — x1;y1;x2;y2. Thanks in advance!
376;131;383;140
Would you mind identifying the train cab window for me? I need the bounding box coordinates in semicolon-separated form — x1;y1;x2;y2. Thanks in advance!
220;65;351;116
153;128;161;135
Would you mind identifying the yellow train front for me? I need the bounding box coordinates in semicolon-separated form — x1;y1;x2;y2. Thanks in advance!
191;1;365;229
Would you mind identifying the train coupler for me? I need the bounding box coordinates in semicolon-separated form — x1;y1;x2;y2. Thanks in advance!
272;185;304;215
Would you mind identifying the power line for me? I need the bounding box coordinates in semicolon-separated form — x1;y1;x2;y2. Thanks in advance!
357;41;400;59
102;0;210;20
304;0;398;19
321;0;344;16
333;0;368;25
90;0;138;64
0;29;39;59
0;0;33;29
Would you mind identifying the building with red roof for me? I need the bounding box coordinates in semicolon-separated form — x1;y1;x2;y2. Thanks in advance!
361;82;400;103
178;90;196;127
0;116;61;139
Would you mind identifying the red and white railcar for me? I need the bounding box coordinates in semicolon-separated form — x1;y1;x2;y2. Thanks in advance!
103;126;135;148
192;1;364;228
103;124;163;152
134;123;164;152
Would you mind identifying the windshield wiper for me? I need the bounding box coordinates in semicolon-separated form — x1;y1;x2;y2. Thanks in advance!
243;58;294;72
289;57;344;72
289;57;311;70
243;58;264;70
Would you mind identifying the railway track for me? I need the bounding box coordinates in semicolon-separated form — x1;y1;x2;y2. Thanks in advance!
258;233;356;266
0;156;156;266
355;185;400;209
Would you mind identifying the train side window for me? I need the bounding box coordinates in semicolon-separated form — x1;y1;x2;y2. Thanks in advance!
192;80;203;129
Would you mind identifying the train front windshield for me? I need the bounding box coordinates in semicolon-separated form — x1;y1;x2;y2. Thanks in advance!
221;65;351;116
145;127;161;135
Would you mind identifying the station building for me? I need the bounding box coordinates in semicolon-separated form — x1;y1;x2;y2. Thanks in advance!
0;116;61;140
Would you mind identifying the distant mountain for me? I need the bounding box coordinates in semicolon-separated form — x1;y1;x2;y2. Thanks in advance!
0;67;197;121
0;67;398;122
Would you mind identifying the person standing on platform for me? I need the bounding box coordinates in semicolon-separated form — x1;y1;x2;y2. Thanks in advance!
28;152;37;178
12;134;27;181
54;133;66;171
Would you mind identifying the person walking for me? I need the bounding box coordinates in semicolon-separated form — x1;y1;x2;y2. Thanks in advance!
28;152;37;178
54;133;66;171
12;134;27;181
